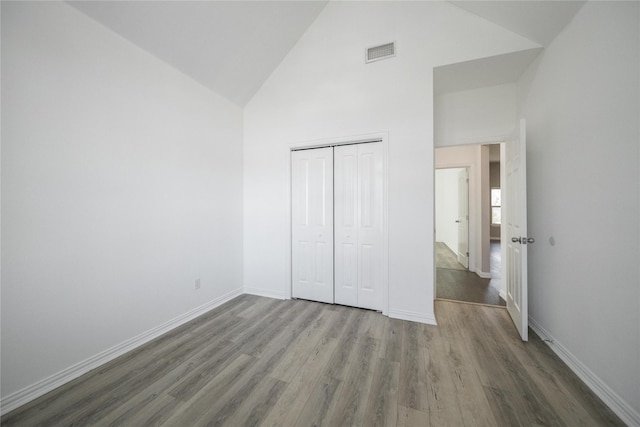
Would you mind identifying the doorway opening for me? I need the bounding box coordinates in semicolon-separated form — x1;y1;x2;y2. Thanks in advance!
435;144;505;306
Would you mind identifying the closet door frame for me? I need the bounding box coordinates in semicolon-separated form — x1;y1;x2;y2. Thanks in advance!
288;132;389;315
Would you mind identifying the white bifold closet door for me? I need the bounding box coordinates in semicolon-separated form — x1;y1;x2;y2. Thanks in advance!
334;143;384;310
291;147;334;304
292;142;383;311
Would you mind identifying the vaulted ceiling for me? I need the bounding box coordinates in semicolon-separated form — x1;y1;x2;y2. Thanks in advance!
451;1;586;47
69;1;328;106
68;1;585;106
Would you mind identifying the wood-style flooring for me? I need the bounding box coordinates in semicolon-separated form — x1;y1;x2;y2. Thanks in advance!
435;242;467;271
2;295;623;426
436;242;505;306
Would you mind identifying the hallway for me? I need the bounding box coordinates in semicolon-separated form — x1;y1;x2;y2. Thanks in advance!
436;242;505;306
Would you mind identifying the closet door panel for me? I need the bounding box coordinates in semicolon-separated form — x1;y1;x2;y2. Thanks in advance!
334;145;358;307
291;148;334;303
335;142;383;310
356;142;384;310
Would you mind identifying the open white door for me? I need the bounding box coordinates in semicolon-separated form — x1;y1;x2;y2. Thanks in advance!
457;168;469;268
506;119;531;341
291;148;334;304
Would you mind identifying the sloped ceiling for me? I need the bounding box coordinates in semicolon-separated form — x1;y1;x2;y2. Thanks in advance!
450;1;586;47
436;1;585;94
69;1;328;107
69;1;585;105
434;48;543;95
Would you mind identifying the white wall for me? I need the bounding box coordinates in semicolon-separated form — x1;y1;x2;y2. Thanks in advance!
1;1;243;402
479;145;490;275
518;1;640;422
243;1;537;323
435;83;516;147
434;82;515;277
435;168;463;253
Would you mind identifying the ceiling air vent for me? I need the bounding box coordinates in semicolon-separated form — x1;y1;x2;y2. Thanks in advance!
366;42;396;63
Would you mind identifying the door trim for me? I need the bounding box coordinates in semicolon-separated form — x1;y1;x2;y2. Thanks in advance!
287;132;389;315
434;141;507;307
435;163;477;273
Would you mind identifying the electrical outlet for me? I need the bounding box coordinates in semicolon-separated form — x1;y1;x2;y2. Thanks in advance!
195;278;201;290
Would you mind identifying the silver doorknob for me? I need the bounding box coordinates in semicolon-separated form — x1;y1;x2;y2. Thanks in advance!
512;237;535;244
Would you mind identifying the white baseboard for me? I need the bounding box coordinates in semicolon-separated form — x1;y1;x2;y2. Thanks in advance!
243;286;288;300
0;288;243;416
475;270;492;279
389;308;437;325
499;290;507;301
529;316;640;427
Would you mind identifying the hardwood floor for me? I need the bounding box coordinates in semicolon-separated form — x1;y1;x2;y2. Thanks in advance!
435;242;466;271
2;295;623;426
436;242;505;306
